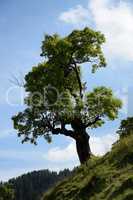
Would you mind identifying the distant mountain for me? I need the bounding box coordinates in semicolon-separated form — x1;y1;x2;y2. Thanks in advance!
8;168;72;200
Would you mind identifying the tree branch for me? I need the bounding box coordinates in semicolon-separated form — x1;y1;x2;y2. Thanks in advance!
52;127;75;139
41;114;75;139
9;72;25;87
73;62;83;98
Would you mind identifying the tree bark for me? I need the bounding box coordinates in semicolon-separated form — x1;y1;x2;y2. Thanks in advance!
75;131;91;164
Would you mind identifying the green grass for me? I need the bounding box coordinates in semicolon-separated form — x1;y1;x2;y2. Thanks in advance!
41;135;133;200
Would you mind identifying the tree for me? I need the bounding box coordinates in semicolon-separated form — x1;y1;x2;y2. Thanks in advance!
117;117;133;138
12;27;122;164
0;183;14;200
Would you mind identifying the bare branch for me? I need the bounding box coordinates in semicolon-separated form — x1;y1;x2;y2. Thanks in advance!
9;72;25;87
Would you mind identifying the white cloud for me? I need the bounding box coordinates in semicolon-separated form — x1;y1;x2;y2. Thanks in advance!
115;87;128;116
90;133;119;156
43;133;119;163
59;0;133;61
0;148;77;181
43;142;78;163
59;5;90;25
90;0;133;61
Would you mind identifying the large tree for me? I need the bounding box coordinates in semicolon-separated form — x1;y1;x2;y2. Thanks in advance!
12;27;122;164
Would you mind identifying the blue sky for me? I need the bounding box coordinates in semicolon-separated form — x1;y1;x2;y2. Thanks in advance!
0;0;133;181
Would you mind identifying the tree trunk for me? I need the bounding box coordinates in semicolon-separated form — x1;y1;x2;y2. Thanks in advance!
75;131;91;164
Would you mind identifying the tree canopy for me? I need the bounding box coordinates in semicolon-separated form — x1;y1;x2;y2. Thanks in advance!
117;117;133;138
12;27;122;163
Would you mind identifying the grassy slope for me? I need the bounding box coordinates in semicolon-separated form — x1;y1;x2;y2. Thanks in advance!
41;135;133;200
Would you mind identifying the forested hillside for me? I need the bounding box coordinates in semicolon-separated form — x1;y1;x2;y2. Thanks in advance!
8;169;71;200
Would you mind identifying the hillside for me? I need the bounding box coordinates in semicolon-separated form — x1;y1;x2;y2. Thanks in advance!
8;169;71;200
41;134;133;200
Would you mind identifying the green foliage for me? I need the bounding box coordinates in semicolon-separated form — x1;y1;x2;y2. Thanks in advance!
41;134;133;200
0;184;14;200
24;62;79;95
85;87;122;127
41;28;106;72
108;134;133;168
117;117;133;138
12;27;122;149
